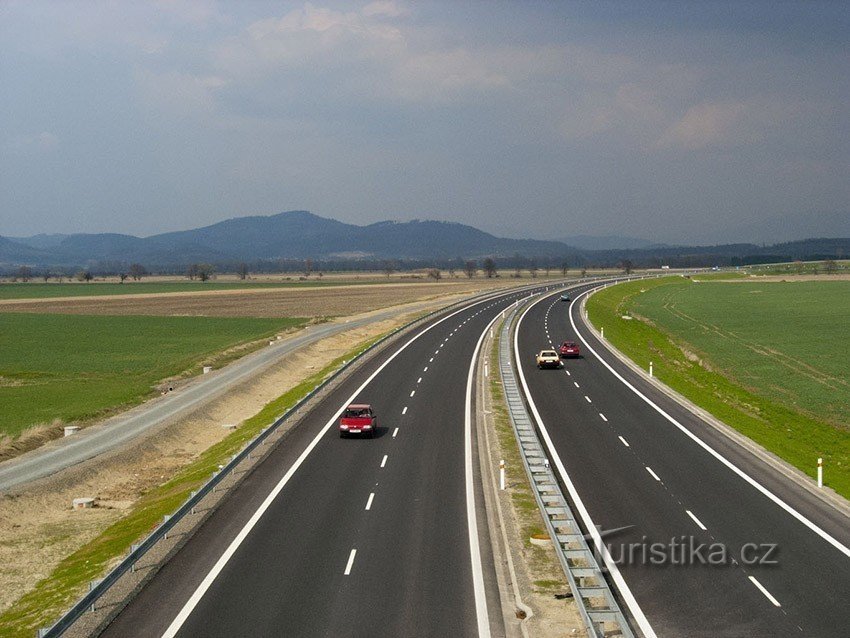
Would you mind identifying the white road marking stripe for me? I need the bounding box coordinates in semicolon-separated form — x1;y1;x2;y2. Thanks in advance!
159;293;508;638
565;370;570;376
514;298;657;638
365;493;375;510
574;381;580;388
381;454;388;468
410;390;415;397
344;549;357;575
584;395;592;403
417;377;422;383
392;427;399;438
567;287;850;559
686;510;707;531
646;466;661;481
749;576;781;607
402;406;408;415
599;413;608;422
423;366;428;372
618;436;630;447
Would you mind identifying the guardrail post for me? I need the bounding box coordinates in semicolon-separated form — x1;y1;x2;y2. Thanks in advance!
818;458;823;487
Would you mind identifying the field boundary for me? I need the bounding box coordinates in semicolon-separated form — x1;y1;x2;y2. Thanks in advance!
579;286;850;519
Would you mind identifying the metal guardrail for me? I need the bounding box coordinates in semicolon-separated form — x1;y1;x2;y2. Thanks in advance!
38;279;566;638
498;298;636;638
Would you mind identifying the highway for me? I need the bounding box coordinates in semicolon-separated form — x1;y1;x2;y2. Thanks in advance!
100;282;565;638
514;286;850;637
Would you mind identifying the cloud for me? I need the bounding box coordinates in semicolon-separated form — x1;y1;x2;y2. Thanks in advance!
7;131;59;153
362;1;407;18
655;101;748;150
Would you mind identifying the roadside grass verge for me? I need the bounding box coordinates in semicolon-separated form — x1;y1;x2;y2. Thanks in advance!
0;314;307;440
488;337;567;594
0;334;385;638
586;277;850;500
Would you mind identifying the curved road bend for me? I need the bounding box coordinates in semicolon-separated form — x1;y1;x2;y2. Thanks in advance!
0;293;513;492
102;282;577;638
515;285;850;637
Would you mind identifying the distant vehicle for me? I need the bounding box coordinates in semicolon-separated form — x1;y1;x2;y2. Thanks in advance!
536;350;561;369
559;341;580;358
339;404;377;438
560;294;571;302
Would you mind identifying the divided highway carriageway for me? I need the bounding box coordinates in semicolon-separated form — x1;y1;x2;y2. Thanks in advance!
102;281;596;638
514;286;850;637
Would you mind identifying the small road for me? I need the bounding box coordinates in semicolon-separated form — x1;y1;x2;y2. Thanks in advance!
515;285;850;637
100;283;560;637
0;297;482;492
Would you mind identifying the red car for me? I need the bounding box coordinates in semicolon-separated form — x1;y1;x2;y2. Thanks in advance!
559;341;581;358
339;404;378;438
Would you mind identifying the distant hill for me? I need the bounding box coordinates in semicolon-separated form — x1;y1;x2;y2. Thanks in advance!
1;210;848;271
555;234;665;251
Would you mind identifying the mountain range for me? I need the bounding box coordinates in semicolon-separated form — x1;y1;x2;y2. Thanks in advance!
1;211;847;271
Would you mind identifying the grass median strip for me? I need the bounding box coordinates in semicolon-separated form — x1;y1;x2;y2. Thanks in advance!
586;276;850;500
0;333;385;638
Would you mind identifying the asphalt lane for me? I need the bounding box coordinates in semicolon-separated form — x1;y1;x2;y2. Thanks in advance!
102;283;556;638
516;286;850;637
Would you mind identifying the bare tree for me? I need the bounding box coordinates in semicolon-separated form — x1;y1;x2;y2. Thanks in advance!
621;259;634;275
464;260;477;278
42;270;51;282
197;263;215;282
483;258;496;278
448;267;456;278
186;264;199;280
304;258;314;277
382;260;395;278
427;268;442;281
513;266;521;278
76;270;93;282
544;264;552;278
561;261;569;276
17;265;32;282
237;263;249;280
824;259;837;274
118;272;128;283
528;261;538;279
129;263;146;281
580;267;587;277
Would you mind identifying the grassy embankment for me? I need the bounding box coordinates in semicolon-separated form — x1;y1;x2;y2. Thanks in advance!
586;276;850;499
0;314;307;439
0;333;386;638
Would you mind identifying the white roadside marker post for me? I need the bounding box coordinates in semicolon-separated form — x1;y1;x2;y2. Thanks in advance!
818;458;823;488
649;361;654;378
500;460;506;491
601;327;604;340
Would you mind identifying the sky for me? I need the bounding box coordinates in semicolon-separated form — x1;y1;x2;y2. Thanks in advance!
1;1;848;245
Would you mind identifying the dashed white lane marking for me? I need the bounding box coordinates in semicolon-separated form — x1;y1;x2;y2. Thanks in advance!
392;427;399;438
749;576;781;607
599;413;608;422
565;370;570;376
423;366;428;372
380;454;388;468
410;390;416;397
435;350;439;355
417;377;422;383
430;357;434;362
573;381;580;388
686;510;707;531
402;406;408;415
584;395;592;403
365;493;375;510
439;344;444;349
618;436;630;447
646;466;661;482
344;549;357;575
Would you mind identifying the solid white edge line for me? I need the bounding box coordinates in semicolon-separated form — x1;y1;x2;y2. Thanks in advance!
749;576;781;607
646;466;661;482
159;288;518;638
365;493;375;511
618;435;630;447
686;510;707;531
515;288;658;638
344;549;357;575
569;288;850;559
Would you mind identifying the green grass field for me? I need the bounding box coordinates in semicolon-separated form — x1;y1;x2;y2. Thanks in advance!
0;313;306;438
0;279;401;300
587;276;850;498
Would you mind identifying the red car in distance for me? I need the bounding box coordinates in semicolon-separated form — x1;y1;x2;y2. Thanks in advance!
339;404;378;438
559;341;581;358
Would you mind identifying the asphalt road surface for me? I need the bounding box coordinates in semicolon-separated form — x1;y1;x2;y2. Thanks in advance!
101;282;569;638
514;286;850;637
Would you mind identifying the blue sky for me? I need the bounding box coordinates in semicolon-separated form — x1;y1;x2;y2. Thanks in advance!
1;1;847;244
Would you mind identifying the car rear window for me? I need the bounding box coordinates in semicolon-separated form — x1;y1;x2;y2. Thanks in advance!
344;408;369;418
